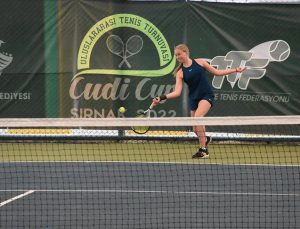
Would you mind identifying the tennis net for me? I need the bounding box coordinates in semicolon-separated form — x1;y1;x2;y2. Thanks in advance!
0;116;299;228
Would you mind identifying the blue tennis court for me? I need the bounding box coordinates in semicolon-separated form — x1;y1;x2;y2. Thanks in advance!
1;162;299;228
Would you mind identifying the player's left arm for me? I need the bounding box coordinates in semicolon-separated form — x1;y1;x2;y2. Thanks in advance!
195;58;246;76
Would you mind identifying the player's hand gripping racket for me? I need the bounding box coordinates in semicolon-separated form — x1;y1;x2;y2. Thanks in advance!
131;102;155;134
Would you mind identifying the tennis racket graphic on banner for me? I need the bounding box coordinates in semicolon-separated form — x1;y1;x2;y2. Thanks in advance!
131;102;155;134
106;34;143;68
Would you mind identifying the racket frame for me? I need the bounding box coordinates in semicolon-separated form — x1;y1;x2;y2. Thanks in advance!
131;103;155;134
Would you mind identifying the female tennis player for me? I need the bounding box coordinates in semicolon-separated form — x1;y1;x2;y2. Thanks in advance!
153;44;246;159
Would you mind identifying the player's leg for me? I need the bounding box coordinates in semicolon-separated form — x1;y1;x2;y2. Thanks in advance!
191;99;212;159
192;122;211;146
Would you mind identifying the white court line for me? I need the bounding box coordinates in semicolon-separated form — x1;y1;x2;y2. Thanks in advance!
0;190;35;208
0;189;298;197
1;161;299;167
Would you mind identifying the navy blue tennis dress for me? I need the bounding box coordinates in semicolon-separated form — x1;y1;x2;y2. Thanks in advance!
182;59;215;111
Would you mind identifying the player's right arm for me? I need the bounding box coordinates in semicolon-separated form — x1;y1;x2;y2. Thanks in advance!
153;70;183;105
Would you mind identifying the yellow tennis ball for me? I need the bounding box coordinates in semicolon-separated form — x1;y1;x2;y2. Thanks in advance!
119;107;126;113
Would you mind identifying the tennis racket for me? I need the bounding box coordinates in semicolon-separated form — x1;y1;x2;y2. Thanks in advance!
131;102;155;134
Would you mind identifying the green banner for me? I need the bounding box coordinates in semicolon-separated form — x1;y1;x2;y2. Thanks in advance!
58;1;184;118
1;1;299;117
58;1;300;118
0;1;46;117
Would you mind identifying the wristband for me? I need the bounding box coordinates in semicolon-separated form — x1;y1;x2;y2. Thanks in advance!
159;95;167;101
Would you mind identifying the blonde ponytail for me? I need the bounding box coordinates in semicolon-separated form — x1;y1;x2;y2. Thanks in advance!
172;63;183;77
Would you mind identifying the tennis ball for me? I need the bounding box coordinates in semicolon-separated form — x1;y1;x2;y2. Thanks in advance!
118;107;126;113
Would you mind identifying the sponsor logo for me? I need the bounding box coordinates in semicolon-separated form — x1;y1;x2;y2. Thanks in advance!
208;40;291;104
70;14;176;117
209;40;290;90
0;40;32;101
73;13;176;80
0;40;13;76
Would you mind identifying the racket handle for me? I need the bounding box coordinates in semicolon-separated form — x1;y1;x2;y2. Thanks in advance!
149;102;155;110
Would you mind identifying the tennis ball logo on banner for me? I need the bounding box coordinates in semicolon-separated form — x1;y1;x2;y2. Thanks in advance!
210;40;290;90
73;14;176;79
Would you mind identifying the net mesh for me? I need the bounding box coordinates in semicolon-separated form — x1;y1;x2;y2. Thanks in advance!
0;116;299;228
